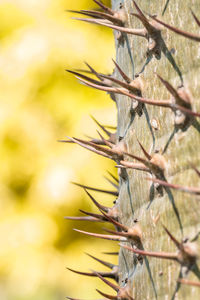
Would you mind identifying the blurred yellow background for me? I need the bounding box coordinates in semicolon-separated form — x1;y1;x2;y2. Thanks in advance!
0;0;119;299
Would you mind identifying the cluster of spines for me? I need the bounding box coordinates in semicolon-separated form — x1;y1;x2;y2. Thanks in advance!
64;1;200;299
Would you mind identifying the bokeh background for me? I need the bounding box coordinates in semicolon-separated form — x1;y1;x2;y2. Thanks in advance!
0;0;119;299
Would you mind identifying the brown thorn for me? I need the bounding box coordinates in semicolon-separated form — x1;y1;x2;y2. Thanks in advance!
92;271;119;292
66;136;112;159
90;115;112;137
146;177;200;195
162;225;182;250
66;69;107;87
85;253;114;269
112;59;131;83
64;215;101;222
118;160;149;172
73;228;125;241
103;176;118;190
117;88;171;107
191;10;200;27
67;267;116;280
84;62;103;81
72;136;116;157
84;189;109;212
137;139;152;160
79;209;107;222
92;0;114;15
100;210;128;232
156;73;180;100
80;9;123;26
120;244;177;260
71;181;118;196
152;16;200;42
132;1;155;34
96;289;117;300
174;104;200;118
102;251;119;255
75;75;119;93
178;278;200;287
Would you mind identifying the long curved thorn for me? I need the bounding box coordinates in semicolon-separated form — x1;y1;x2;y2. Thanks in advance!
112;59;131;83
152;16;200;42
66;136;112;159
85;252;114;269
71;181;118;196
84;189;109;212
73;228;125;241
146;177;200;195
96;289;117;300
162;225;182;250
93;0;114;15
191;10;200;27
64;215;101;222
132;0;155;33
173;104;200;118
120;244;177;260
90;115;112;137
156;73;181;100
66;69;107;87
178;278;200;287
92;271;119;292
117;88;171;107
137;139;152;160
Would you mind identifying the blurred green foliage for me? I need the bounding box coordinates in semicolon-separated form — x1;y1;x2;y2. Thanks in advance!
0;0;118;299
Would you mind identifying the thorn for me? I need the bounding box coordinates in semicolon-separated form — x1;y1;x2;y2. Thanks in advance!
66;69;108;87
146;177;200;195
102;251;119;255
64;215;102;222
117;88;172;108
137;139;152;160
71;181;118;196
152;16;200;42
120;244;177;260
103;175;118;189
192;166;200;177
162;225;182;250
178;278;200;287
73;228;126;242
191;10;200;27
93;0;114;15
85;252;115;269
90;115;112;137
67;267;117;281
117;160;150;172
112;59;131;83
96;289;117;300
84;189;109;212
79;209;108;222
92;271;119;292
132;0;156;34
